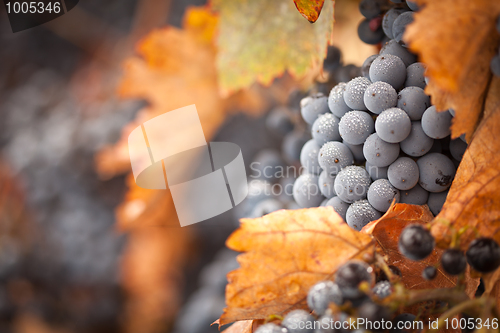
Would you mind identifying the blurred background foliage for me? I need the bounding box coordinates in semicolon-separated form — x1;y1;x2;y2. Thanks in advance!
0;0;375;332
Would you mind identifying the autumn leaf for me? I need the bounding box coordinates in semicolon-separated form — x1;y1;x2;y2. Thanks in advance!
430;77;500;249
221;320;257;333
219;207;375;326
211;0;334;93
293;0;326;23
404;0;500;141
362;204;479;298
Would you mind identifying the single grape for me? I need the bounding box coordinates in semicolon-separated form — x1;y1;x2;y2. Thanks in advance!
266;106;294;137
441;249;467;275
293;173;324;208
282;130;311;165
406;0;419;11
422;266;437;280
491;54;500;77
307;281;343;315
255;323;285;333
392;12;414;44
344;77;371;110
427;190;448;215
421;106;452;139
318;141;354;176
405;62;426;89
398;224;435;261
375;108;411;143
359;0;385;19
334;166;371;203
449;138;467;161
369;54;407;90
388;157;419;190
325;196;350;221
358;19;385;45
364;81;398;114
367;179;400;212
362;54;378;80
300;139;321;175
346;199;382;231
400;121;434;157
320;199;328;207
372;281;393;299
466;238;500;273
312;113;341;146
281;310;315;333
365;161;388;181
417;153;456;192
338;111;375;145
335;260;373;299
318;170;336;199
380;39;417;67
382;9;407;39
397;87;430;120
344;141;365;164
301;93;330;125
328;83;352;118
400;184;429;205
357;302;392;332
363;133;400;167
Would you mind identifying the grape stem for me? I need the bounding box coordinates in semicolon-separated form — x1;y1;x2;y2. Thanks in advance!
426;297;490;333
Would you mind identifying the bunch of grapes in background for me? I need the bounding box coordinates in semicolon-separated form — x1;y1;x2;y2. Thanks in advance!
290;0;469;231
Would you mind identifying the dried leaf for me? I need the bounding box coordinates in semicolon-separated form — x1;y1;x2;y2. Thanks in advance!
482;267;500;307
362;204;479;297
405;0;500;141
219;207;375;326
221;320;255;333
293;0;325;23
212;0;334;93
430;77;500;251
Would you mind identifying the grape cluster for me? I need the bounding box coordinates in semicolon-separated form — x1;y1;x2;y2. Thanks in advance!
254;260;424;333
398;224;500;277
238;46;367;220
292;0;469;230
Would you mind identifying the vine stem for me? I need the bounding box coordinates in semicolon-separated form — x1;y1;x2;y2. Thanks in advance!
427;297;486;333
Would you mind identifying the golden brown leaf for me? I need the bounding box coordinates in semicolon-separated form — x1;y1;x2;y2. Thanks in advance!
362;204;479;297
430;76;500;250
405;0;500;141
293;0;325;23
483;267;500;308
221;320;255;333
219;207;375;326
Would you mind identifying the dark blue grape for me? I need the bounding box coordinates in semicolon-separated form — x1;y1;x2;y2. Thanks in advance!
392;12;414;45
365;160;388;181
364;81;398;114
369;54;406;90
400;121;434;157
328;83;352;118
318;170;336;199
358;19;385;45
344;77;371;111
346;200;381;231
318;141;354;176
427;190;448;215
362;55;378;79
449;138;467;161
397;87;430;120
367;179;400;212
405;62;426;89
382;9;407;39
417;153;455;192
399;184;429;205
421;106;452;139
388;157;419;190
307;281;343;315
325;196;350;221
334;166;371;203
375;108;411;143
301;93;330;125
398;224;435;261
312;113;341;146
300;139;321;175
363;133;400;167
282;310;315;333
339;111;374;145
293;173;324;208
380;39;417;67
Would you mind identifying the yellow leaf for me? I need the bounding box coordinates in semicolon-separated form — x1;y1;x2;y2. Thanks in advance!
293;0;326;23
212;0;334;93
219;207;375;326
